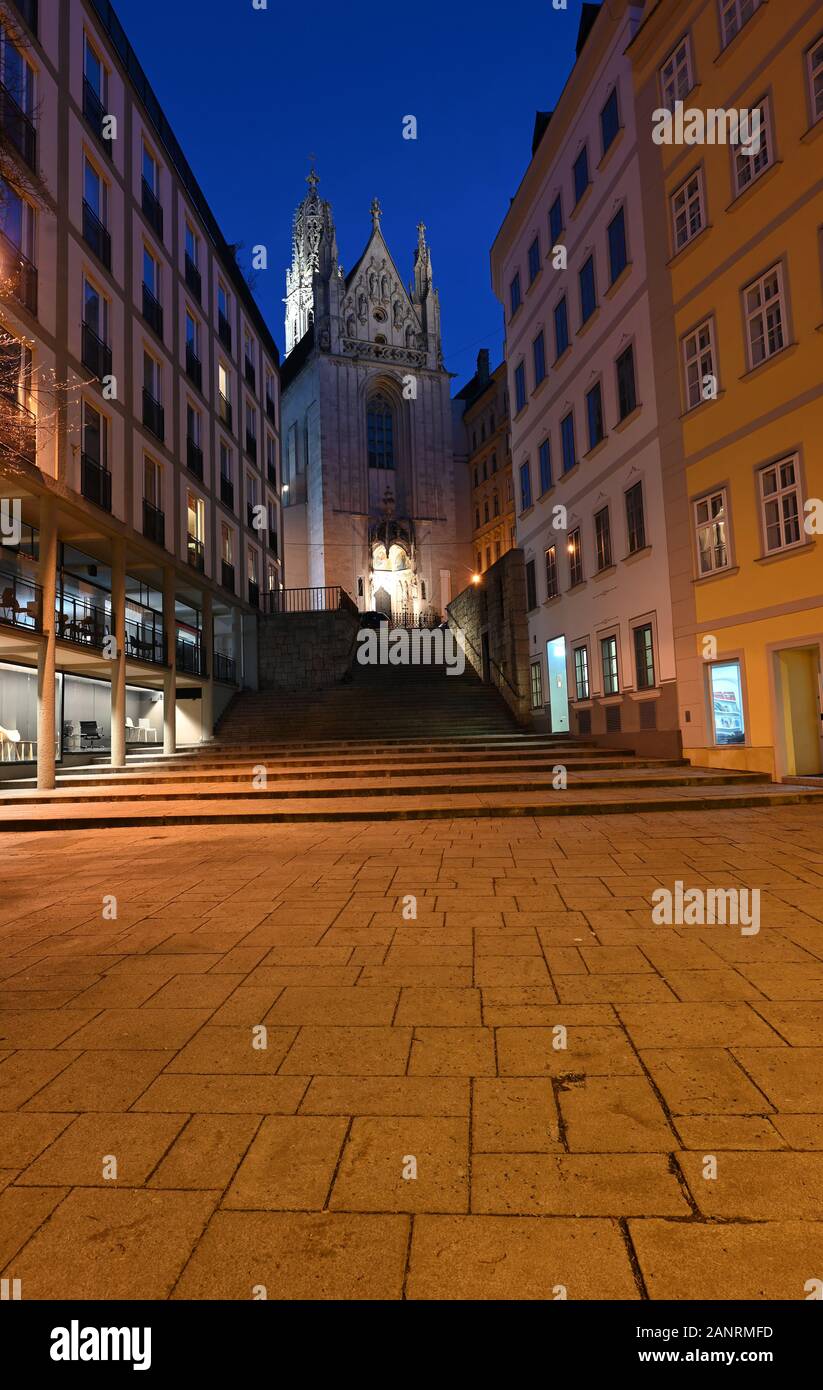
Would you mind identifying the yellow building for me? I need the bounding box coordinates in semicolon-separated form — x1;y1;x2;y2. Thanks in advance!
630;0;823;779
456;351;515;577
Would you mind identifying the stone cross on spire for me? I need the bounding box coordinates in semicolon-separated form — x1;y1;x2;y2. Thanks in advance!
307;161;319;194
371;197;382;230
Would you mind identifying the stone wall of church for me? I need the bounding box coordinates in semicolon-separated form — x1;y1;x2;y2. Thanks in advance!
447;548;531;725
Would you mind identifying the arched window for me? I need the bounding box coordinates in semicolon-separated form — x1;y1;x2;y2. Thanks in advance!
367;394;395;469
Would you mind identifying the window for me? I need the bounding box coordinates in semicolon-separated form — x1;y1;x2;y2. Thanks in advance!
367;395;395;469
187;491;204;542
533;330;546;386
683;318;716;411
218;362;231;406
601;634;619;695
561;412;576;474
493;492;500;517
568;528;583;586
520;460;533;512
186;310;199;356
0;175;35;262
83;275;108;340
142;144;159;195
484;499;490;524
510;272;522;317
185;221;200;268
143;245;160;299
82;400;108;468
594;506;612;570
719;0;761;49
549;194;563;244
0;332;33;414
660;37;692;112
579;256;597;324
528;236;541;284
733;98;773;196
186;401;201;446
625;482;646;554
83;157;107;227
476;552;482;574
744;264;786;368
671;170;705;252
514;362;526;412
808;35;823;123
83;33;105;101
574;645;590;700
485;545;492;569
545;544;558;599
607;207;627;284
554;296;570;358
709;661;746;745
616;345;637;420
266;434;277;485
634;624;655;690
525;559;537;611
573;146;589;204
759;456;803;553
144;455;162;509
600;88;620;155
143;350;161;401
248;547;259;586
220;441;233;482
694;489;729;574
530;661;544;710
538;438;551;494
221;522;233;565
586;382;604;450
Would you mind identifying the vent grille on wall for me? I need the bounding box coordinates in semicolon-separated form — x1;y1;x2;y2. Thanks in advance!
639;700;657;730
577;709;592;736
605;705;621;734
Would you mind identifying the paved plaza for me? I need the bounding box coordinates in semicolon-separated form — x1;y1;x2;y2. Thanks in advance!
1;804;822;1301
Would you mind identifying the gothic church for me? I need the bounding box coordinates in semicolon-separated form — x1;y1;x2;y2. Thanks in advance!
280;172;471;620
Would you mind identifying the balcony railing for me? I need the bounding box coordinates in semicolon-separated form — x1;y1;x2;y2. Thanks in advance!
221;560;235;593
82;76;110;155
267;532;278;557
142;388;164;442
142;283;164;338
244;358;256;391
12;0;38;35
267;462;277;488
185;343;202;391
0;78;37;171
125;614;166;665
141;177;163;238
1;394;36;462
220;475;234;511
248;578;260;609
176;637;206;677
82;200;112;270
218;311;232;352
56;593;108;650
218;393;232;431
187;436;203;479
186;533;205;573
246;503;258;531
0;569;41;632
266;394;276;424
213;651;237;684
142;497;165;547
81;453;112;512
0;226;38;315
184;252;201;302
245;431;257;462
265;585;358;617
82;321;112;381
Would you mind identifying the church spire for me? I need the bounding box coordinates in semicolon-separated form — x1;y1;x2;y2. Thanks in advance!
284;167;338;356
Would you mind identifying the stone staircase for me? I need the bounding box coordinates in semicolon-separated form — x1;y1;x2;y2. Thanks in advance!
0;663;821;830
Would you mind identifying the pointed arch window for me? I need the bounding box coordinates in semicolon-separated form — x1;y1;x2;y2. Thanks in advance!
367;394;395;469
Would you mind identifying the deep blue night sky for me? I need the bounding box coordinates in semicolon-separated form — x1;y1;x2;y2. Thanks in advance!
113;0;583;387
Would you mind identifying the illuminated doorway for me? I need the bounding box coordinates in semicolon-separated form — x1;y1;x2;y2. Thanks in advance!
546;635;569;734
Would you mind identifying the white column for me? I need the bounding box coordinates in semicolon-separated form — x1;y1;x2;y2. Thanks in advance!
36;495;57;791
201;589;214;741
163;565;177;755
110;536;126;768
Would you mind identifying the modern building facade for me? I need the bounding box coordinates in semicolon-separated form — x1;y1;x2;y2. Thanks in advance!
280;173;472;622
0;0;282;787
490;0;680;754
455;350;516;580
630;0;823;779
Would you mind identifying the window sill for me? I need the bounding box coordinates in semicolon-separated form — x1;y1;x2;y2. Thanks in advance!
584;436;609;462
520;504;535;520
754;539;816;565
613;404;642;433
629;688;661;701
597;126;625;172
568;579;587;593
600;694;622;707
561;461;580;482
578;306;600;339
739;341;798;383
604;263;632;299
531;374;550;400
681;389;726;419
623;544;652;565
572;699;593;710
542;594;561;607
667;222;713;269
526;269;543;294
800;118;823;146
725;159;782;215
553;345;572;370
693;564;739;585
570;184;593;221
713;3;769;66
593;563;617;581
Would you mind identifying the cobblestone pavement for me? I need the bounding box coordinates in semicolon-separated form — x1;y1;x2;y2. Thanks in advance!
1;804;822;1301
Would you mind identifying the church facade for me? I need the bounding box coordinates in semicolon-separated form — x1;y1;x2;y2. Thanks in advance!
280;173;471;621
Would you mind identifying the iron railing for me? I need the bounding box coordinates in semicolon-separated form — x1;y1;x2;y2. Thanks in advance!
218;311;232;352
141;177;163;238
244;358;256;391
0;78;37;170
142;283;163;338
82;321;112;380
125;613;166;665
265;586;358;617
185;343;202;391
82;200;112;270
81;453;112;511
176;637;206;677
187;436;203;479
221;560;235;593
186;534;205;573
213;651;237;684
184;252;201;302
142;388;164;441
248;578;260;609
220;475;234;511
82;76;110;154
142;498;165;547
0;226;37;314
12;0;38;35
56;593;109;650
218;392;232;431
0;569;41;631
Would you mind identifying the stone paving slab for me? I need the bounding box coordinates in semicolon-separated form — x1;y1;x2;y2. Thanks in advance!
0;804;822;1298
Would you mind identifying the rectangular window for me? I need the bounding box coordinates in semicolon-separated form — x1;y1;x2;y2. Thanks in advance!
186;310;199;354
579;255;597;324
83;34;106;102
600;88;620;154
660;37;692;112
586;381;604;450
530;661;544;710
187;491;204;542
616;345;637;419
528;236;541;284
185;221;200;267
83;157;107;226
519;460;533;512
83;275;108;340
625;481;646;554
568;527;583;586
744;264;786;368
574;645;590;700
538;437;551;494
709;660;746;745
634;624;655;690
545;545;558;599
510;272;521;317
719;0;761;49
220;441;232;481
759;455;803;553
561;412;576;473
525;558;537;611
671;170;704;252
549;194;563;244
142;144;159;194
733;98;772;196
82;399;108;468
144;454;162;508
594;506;612;570
143;245;159;298
607;206;627;284
601;634;619;695
683;318;716;411
221;522;233;565
514;362;526;412
694;489;729;575
186;401;201;445
554;296;570;358
533;330;546;386
808;34;823;123
143;350;161;402
573;146;589;204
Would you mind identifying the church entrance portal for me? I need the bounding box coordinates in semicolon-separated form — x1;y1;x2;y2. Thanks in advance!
371;542;415;624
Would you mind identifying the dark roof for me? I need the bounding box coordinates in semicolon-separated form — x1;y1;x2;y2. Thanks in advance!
455;361;502;412
532;110;553;156
576;2;602;58
88;0;280;368
280;322;315;392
